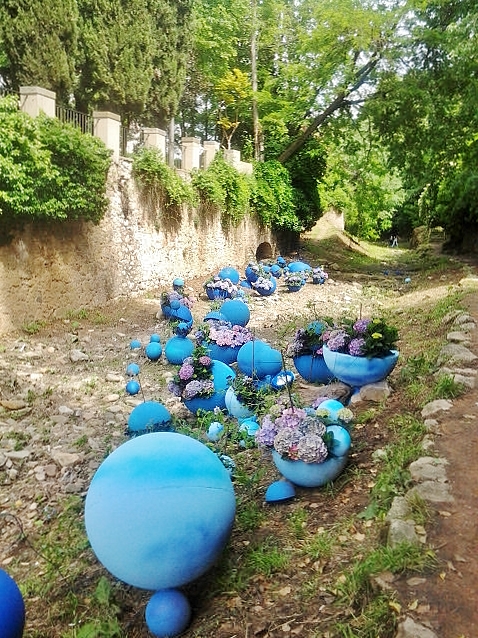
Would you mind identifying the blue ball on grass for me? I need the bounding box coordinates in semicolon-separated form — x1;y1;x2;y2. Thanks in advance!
145;342;162;361
0;568;25;638
127;401;172;435
145;589;192;638
125;380;141;396
84;432;236;590
126;363;140;376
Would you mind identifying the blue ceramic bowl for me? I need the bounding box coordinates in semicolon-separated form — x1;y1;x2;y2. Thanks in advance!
322;345;399;387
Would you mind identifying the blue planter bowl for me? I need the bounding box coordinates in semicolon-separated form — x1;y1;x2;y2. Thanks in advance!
255;276;277;296
272;451;348;488
287;284;302;293
312;277;325;285
207;343;239;365
225;387;255;421
322;345;399;387
293;354;334;384
183;360;235;414
206;287;230;301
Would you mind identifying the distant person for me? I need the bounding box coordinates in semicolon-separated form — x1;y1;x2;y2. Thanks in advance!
391;234;398;248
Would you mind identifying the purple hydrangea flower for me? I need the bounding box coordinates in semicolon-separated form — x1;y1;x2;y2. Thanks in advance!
348;337;366;356
353;319;372;334
179;363;194;380
326;331;348;352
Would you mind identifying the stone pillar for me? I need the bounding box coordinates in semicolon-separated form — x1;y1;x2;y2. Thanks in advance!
181;137;202;171
19;86;56;118
143;127;167;159
223;149;241;170
93;111;121;161
202;140;220;169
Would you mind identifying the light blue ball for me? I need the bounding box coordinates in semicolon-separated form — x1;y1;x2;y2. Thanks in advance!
145;589;191;638
219;267;240;284
237;341;282;379
404;277;411;284
130;339;142;350
0;569;25;638
125;380;141;396
164;336;194;365
145;342;162;361
85;432;236;590
127;401;171;434
173;277;185;288
219;299;250;327
287;261;312;272
150;334;161;343
316;399;345;423
326;425;352;457
239;419;260;436
126;363;140;376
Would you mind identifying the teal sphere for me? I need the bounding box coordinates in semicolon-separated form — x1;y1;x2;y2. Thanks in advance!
85;433;236;590
326;425;352;457
150;334;161;343
165;336;194;365
127;401;171;434
145;342;162;361
219;267;240;284
220;299;250;327
126;363;140;376
125;380;141;395
145;589;191;637
0;569;25;638
237;341;282;379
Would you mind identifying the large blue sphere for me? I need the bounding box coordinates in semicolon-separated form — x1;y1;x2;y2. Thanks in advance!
0;568;25;638
287;261;312;273
85;433;236;590
219;267;240;284
145;589;192;637
127;401;171;434
237;341;282;378
220;299;250;327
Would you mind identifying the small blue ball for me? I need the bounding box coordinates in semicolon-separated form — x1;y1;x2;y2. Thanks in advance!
0;568;25;638
130;339;142;350
126;363;140;376
125;380;141;396
145;342;162;361
170;300;181;310
127;401;171;434
150;334;161;343
145;589;191;638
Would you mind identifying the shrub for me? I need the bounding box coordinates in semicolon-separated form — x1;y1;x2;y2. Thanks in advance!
250;160;301;231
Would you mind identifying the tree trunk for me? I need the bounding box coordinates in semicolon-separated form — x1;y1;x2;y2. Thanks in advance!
250;0;262;161
168;117;175;167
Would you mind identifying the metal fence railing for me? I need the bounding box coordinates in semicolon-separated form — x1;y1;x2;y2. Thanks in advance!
120;126;144;157
56;105;94;135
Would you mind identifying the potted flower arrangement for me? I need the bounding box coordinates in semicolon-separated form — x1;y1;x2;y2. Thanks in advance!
255;396;352;487
284;272;305;292
160;289;194;318
251;275;277;296
203;276;239;300
287;320;334;383
195;320;254;365
322;317;399;387
225;373;272;421
167;343;235;414
311;266;328;285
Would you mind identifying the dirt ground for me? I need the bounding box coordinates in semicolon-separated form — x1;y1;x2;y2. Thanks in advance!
1;226;477;637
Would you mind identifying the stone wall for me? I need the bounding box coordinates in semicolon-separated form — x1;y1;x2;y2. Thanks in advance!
0;160;276;334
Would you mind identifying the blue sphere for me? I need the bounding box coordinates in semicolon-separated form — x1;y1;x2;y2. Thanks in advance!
145;342;162;361
125;380;141;396
220;299;250;327
173;277;185;288
165;336;194;365
236;341;282;379
150;334;161;343
316;399;345;423
326;425;352;457
0;568;25;638
130;339;142;350
265;480;296;503
207;421;225;442
126;363;140;376
170;300;181;310
127;401;171;435
287;261;312;272
219;267;240;284
170;305;193;328
85;433;236;590
145;589;191;638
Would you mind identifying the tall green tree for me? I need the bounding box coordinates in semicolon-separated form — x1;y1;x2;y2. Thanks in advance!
0;0;78;102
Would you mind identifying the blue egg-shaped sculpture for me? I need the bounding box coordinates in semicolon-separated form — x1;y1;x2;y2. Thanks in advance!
265;480;296;503
145;342;162;361
326;425;352;457
85;432;236;590
239;418;260;436
236;341;282;379
165;336;194;365
145;589;191;638
130;339;142;350
126;362;140;376
255;276;277;296
150;334;161;343
0;569;25;638
245;265;259;283
183;360;236;414
125;380;141;396
170;305;193;328
287;261;312;273
127;401;172;435
219;299;250;327
316;399;345;423
219;267;240;285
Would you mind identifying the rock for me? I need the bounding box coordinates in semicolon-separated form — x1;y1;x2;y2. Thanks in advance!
421;399;453;418
387;519;420;546
5;449;32;460
385;496;412;522
356;381;391;403
0;399;27;410
407;481;454;504
58;405;74;415
453;373;476;389
51;451;81;468
409;457;448;483
396;617;438;638
437;343;477;365
70;349;89;362
446;331;471;344
106;373;123;382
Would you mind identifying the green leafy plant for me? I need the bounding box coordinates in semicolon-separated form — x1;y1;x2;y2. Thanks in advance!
250;160;301;231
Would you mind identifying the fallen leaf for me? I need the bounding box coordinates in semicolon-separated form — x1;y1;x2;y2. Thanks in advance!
454;554;466;563
389;601;401;614
278;586;292;596
353;532;365;541
408;599;419;610
439;510;452;517
439;572;446;581
446;561;456;571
